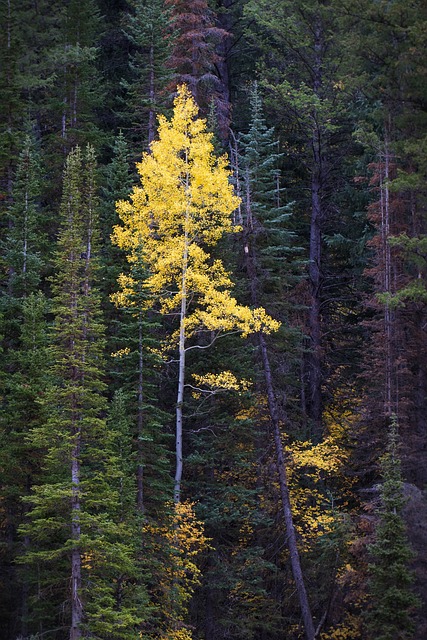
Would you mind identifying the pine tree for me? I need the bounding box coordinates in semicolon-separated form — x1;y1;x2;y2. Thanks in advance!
366;416;419;640
0;292;50;638
244;0;356;439
343;0;427;483
2;132;45;297
45;0;104;161
100;131;133;322
102;132;171;516
0;132;49;637
110;248;172;516
0;0;62;218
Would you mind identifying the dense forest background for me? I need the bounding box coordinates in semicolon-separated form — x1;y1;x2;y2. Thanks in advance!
0;1;426;639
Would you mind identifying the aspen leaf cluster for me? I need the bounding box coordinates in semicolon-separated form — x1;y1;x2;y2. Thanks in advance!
191;370;251;393
112;85;279;342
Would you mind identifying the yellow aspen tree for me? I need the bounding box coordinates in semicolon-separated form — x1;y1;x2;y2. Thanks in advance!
112;85;279;503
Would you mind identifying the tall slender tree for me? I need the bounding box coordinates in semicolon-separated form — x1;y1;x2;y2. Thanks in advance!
0;132;49;637
244;0;355;439
21;146;145;637
122;0;173;149
366;416;419;639
234;84;315;640
112;84;279;504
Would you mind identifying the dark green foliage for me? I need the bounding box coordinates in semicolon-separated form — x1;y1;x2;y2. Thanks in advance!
0;291;50;638
100;131;133;328
235;83;302;309
121;0;174;150
234;83;304;427
20;146;147;637
0;131;51;637
2;132;45;296
366;416;420;640
110;247;172;515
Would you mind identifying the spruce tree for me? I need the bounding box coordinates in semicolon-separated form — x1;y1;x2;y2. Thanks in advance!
122;0;173;149
366;416;420;640
2;132;45;297
100;131;133;325
235;83;315;640
103;132;171;516
0;292;50;638
21;146;146;638
0;132;49;637
244;0;356;439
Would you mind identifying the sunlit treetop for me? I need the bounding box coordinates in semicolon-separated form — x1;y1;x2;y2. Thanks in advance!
112;84;280;339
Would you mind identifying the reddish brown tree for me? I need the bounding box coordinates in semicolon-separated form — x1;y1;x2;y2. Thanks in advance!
359;138;426;485
166;0;230;138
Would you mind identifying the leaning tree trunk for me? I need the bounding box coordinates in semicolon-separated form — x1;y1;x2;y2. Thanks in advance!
242;222;315;640
258;331;316;640
307;15;325;441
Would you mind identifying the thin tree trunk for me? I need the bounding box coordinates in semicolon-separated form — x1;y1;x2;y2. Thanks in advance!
137;313;145;513
21;475;31;638
174;241;187;504
148;43;155;146
381;139;393;417
70;435;82;640
307;14;324;440
258;332;316;640
22;182;28;278
242;220;315;639
308;164;322;439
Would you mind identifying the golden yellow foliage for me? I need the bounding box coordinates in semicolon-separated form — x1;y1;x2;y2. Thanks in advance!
111;84;280;341
111;347;131;358
191;370;251;393
143;501;209;639
320;615;362;640
162;629;193;640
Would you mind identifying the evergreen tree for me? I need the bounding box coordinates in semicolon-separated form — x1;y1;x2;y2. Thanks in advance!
235;83;315;640
110;248;172;516
45;0;105;164
102;132;171;516
0;0;62;216
2;132;45;297
122;0;174;149
244;0;357;439
100;131;133;323
366;416;420;640
21;146;146;638
0;292;50;638
166;0;231;137
342;0;427;483
0;132;49;638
